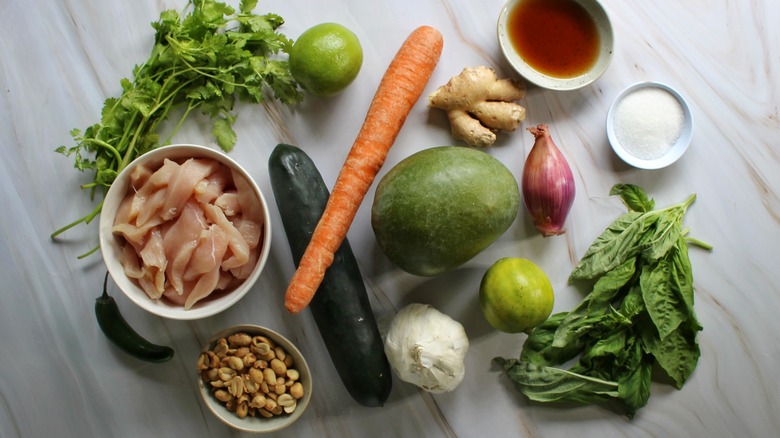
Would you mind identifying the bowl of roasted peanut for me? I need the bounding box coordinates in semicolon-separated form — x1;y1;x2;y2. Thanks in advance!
196;324;312;433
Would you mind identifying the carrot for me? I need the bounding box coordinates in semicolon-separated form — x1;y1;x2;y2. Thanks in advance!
284;25;444;314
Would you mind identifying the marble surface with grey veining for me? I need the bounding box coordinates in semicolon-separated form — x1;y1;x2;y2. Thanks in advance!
1;0;779;437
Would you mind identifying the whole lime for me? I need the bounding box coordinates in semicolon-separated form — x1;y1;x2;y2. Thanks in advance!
479;258;554;333
289;23;363;97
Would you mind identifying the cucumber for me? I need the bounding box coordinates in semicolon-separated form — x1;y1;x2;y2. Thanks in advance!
268;143;392;407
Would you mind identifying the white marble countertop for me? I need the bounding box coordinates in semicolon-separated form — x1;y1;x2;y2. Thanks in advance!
2;0;779;436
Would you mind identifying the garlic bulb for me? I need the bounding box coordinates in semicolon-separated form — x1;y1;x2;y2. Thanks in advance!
384;303;469;393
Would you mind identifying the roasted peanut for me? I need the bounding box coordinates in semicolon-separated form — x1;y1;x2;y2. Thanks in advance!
228;333;253;347
214;389;232;403
273;346;286;362
236;401;249;418
250;394;267;409
290;382;304;399
264;398;277;412
214;339;229;358
197;353;209;370
253;335;275;348
277;393;295;407
270;358;287;376
218;367;237;382
208;351;220;368
228;376;244;398
283;400;297;414
242;353;257;368
244;375;259;394
248;367;264;385
262;368;277;384
201;332;304;419
227;356;244;371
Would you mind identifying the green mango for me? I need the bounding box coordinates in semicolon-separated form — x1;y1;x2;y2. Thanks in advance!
371;146;519;276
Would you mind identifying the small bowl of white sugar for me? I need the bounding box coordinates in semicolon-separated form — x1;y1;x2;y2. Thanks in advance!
606;82;693;169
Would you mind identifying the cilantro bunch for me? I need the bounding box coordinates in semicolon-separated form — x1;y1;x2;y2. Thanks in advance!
496;184;712;418
52;0;302;255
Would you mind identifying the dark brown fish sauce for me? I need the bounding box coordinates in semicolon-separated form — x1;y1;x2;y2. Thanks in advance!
508;0;600;78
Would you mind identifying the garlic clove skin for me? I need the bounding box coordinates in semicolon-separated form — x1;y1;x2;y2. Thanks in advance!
384;303;469;393
522;124;576;236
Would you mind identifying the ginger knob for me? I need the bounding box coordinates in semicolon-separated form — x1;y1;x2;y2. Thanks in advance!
429;66;526;148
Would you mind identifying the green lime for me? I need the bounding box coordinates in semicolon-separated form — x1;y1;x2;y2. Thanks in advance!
479;258;554;333
289;23;363;97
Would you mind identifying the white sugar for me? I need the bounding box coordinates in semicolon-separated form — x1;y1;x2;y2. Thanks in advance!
613;87;684;160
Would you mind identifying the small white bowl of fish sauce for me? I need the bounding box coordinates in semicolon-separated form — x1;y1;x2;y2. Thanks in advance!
99;144;272;320
607;82;693;169
497;0;614;91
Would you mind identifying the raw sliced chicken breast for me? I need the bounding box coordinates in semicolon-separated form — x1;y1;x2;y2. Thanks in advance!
113;156;263;310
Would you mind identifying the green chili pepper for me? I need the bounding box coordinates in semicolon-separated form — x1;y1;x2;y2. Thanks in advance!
95;272;174;363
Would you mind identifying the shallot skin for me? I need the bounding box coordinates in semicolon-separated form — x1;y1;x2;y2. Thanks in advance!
522;124;575;236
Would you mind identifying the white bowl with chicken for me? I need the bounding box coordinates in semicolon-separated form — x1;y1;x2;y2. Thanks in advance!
99;144;271;320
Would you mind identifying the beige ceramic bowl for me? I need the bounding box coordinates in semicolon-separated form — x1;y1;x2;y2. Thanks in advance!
197;325;313;433
99;144;272;320
497;0;614;91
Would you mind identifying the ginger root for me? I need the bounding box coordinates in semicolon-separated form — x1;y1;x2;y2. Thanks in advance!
429;66;526;148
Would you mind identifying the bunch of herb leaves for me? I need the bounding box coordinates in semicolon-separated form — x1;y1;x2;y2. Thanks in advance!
52;0;303;257
495;184;712;418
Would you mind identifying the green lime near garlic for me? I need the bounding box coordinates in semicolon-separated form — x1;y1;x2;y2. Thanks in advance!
384;303;469;393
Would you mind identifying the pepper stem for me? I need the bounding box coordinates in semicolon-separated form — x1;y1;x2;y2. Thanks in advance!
102;271;110;299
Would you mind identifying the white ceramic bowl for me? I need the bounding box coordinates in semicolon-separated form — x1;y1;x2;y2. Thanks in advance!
197;325;312;433
497;0;614;91
606;82;693;169
99;144;271;320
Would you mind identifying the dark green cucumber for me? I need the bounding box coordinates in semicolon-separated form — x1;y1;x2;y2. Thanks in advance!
268;143;392;407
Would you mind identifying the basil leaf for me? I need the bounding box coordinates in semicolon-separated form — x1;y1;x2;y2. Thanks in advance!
641;259;686;340
570;212;648;281
520;313;582;366
554;259;635;347
576;329;627;377
670;237;698;326
644;323;700;389
610;183;655;212
640;207;684;261
617;341;652;417
502;361;620;404
617;283;646;321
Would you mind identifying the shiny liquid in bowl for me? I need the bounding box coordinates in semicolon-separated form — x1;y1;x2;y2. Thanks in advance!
507;0;600;78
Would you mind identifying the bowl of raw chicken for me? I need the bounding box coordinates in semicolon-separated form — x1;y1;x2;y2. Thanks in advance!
99;144;272;320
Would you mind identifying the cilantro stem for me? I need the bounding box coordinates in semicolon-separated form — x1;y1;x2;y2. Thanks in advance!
167;101;199;144
50;199;104;239
81;138;122;164
77;245;101;259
